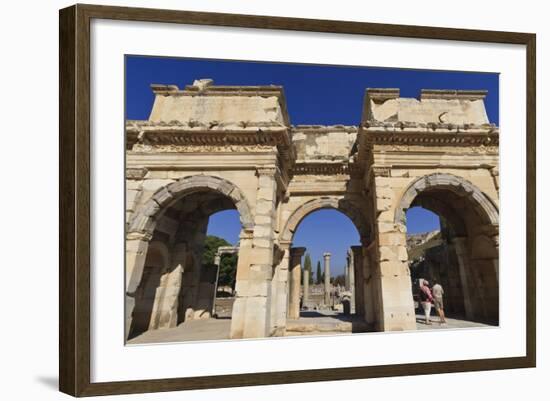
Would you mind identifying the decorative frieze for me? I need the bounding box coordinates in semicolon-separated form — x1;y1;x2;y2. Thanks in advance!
361;123;499;147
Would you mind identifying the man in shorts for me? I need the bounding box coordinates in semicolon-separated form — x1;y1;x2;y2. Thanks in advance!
431;279;446;324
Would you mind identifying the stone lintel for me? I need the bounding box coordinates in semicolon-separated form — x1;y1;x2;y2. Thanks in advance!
292;125;358;133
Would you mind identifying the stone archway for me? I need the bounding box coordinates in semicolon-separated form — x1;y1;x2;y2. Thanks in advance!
271;196;371;334
127;175;254;237
280;197;370;243
125;175;254;340
394;173;499;228
394;173;499;324
128;241;170;338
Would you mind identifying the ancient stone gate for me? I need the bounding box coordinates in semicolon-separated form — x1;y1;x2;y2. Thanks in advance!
125;80;499;340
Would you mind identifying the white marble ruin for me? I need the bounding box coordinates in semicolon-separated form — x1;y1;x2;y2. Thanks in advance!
125;81;499;339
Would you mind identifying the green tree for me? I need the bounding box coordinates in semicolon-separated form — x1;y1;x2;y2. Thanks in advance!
303;253;313;285
202;235;238;291
316;261;322;284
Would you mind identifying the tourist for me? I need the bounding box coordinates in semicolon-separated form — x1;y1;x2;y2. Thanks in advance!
432;279;447;324
419;279;433;325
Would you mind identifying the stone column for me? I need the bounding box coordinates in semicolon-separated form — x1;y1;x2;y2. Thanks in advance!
491;234;499;284
211;253;221;316
323;252;331;306
363;243;376;325
452;237;474;320
351;246;365;317
348;249;355;312
230;167;278;339
270;241;290;336
288;247;305;319
345;251;351;291
125;231;152;340
149;262;183;330
303;264;310;307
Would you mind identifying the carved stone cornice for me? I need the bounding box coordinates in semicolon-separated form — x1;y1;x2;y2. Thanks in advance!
361;122;499;147
127;121;291;149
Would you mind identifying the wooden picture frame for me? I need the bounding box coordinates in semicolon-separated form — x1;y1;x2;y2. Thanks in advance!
59;3;536;397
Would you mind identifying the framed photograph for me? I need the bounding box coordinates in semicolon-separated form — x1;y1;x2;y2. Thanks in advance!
59;4;536;397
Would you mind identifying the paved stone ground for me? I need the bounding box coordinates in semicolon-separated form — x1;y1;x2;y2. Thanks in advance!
127;311;494;344
285;310;371;336
414;314;493;330
127;318;231;345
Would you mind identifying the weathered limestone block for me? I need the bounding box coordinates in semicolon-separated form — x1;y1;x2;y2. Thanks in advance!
150;265;183;329
141;178;175;193
149;84;287;126
367;89;489;125
375;197;393;213
230;168;277;339
125;235;151;293
378;232;407;247
292;128;357;162
270;244;290;335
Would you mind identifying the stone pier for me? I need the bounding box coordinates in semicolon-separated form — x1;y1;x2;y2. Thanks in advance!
303;261;310;306
288;247;305;319
323;252;331;307
347;248;356;312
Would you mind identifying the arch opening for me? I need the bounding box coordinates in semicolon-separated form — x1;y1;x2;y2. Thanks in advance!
400;174;499;326
280;198;375;335
126;176;249;342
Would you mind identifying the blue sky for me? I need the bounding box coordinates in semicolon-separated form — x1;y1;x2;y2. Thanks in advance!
126;55;498;276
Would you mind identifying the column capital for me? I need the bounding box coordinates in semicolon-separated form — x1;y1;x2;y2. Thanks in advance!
323;252;331;259
350;245;363;257
290;247;306;258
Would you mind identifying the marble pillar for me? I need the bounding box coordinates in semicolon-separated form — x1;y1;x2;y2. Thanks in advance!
351;246;365;317
303;265;310;306
288;247;305;319
323;252;331;306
